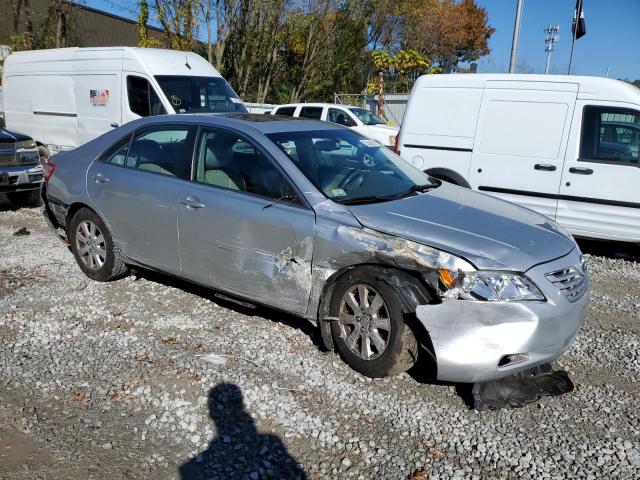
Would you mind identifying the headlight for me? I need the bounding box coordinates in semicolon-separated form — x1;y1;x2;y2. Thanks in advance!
439;270;545;302
14;139;37;149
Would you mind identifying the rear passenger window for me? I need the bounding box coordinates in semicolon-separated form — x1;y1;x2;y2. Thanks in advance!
275;106;296;116
194;128;300;203
580;106;640;165
300;107;323;120
102;136;131;166
127;76;166;117
105;125;196;179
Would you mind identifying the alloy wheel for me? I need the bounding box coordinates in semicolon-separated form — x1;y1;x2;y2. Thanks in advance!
338;284;391;360
75;220;106;271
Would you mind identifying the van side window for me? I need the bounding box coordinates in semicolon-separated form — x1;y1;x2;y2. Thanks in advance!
194;128;301;204
580;106;639;165
300;106;323;120
127;76;166;117
275;106;296;116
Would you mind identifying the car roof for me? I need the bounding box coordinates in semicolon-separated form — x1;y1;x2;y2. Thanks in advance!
126;113;345;134
274;103;362;110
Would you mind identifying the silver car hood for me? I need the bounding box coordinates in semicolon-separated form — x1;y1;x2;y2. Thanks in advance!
346;183;576;271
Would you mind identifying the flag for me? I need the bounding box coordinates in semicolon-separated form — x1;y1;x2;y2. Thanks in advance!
572;0;586;39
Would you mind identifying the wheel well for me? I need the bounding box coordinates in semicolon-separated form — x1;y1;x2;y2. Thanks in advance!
424;168;470;188
65;202;97;237
316;263;438;360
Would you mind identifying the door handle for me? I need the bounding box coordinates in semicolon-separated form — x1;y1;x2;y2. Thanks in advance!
534;164;557;171
91;173;109;183
110;122;119;128
569;167;593;175
179;196;205;209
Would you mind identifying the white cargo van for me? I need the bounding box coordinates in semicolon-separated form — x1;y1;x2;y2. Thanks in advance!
398;74;640;243
2;47;246;157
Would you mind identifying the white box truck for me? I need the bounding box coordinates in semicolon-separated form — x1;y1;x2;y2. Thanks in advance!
2;47;246;159
397;74;640;243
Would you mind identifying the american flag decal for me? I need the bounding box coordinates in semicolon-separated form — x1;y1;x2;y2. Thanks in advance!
90;89;110;107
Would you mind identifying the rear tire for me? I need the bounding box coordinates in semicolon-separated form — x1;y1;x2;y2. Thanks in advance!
69;208;129;282
329;266;418;378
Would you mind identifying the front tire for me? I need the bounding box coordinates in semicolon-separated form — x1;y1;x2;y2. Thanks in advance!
69;208;129;282
329;267;418;378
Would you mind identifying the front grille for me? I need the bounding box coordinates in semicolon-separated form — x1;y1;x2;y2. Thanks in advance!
0;142;17;149
546;266;588;302
0;153;19;166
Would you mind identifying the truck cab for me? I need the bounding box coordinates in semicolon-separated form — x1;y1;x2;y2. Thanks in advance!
398;74;640;243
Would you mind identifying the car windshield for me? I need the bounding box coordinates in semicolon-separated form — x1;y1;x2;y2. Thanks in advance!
267;129;436;204
348;108;386;126
155;76;248;114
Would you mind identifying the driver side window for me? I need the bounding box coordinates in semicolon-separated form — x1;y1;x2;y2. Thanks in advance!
127;76;166;117
328;108;355;127
580;106;639;165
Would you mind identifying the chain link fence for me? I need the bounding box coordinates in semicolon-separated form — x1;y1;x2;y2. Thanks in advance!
334;93;410;126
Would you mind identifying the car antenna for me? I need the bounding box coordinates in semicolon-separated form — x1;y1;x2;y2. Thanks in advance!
185;55;191;70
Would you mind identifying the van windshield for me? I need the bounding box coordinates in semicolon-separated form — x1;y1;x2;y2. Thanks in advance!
155;76;248;114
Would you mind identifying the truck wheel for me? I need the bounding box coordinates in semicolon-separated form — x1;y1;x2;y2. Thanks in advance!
6;190;41;206
69;208;129;282
329;267;418;378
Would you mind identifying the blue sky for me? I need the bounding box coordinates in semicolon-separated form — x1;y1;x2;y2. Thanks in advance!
474;0;640;80
91;0;640;80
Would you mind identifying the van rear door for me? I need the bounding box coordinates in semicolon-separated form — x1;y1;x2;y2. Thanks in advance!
469;81;578;219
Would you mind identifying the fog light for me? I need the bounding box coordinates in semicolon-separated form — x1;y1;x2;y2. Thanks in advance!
498;353;529;367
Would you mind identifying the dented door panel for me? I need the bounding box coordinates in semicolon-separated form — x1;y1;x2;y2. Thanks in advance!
177;184;315;315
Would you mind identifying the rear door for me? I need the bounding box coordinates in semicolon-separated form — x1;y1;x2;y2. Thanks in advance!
557;103;640;241
177;126;315;314
87;124;197;274
469;81;578;219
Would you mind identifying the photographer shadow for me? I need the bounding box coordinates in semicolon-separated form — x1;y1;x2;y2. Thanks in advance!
179;383;307;480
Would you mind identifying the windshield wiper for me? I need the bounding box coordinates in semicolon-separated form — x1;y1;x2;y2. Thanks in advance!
336;194;398;205
392;181;441;199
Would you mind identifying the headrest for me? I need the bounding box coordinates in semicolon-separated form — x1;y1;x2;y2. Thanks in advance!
129;139;162;164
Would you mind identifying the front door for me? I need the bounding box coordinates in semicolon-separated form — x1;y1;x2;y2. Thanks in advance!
557;103;640;241
177;127;315;315
469;82;578;219
87;124;197;274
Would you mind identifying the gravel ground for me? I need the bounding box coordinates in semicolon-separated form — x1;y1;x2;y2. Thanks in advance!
1;197;639;480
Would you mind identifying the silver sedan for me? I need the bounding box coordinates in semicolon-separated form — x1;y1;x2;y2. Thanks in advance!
42;114;588;382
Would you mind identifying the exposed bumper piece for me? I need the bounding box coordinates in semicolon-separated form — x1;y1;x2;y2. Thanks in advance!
415;248;589;383
471;363;574;411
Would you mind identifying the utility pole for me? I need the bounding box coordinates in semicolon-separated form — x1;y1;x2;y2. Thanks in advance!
544;25;559;75
509;0;524;73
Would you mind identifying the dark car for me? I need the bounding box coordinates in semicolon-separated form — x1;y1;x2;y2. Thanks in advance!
0;127;42;205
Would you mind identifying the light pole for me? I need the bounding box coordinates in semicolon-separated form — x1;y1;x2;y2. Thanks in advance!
509;0;524;73
544;25;559;74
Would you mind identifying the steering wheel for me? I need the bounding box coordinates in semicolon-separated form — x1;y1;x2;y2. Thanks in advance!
338;169;365;190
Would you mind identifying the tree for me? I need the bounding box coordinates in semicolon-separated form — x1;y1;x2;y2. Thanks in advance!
154;0;201;50
397;0;494;72
137;0;162;47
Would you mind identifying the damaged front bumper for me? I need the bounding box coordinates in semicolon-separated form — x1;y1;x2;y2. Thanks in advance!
416;248;589;383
